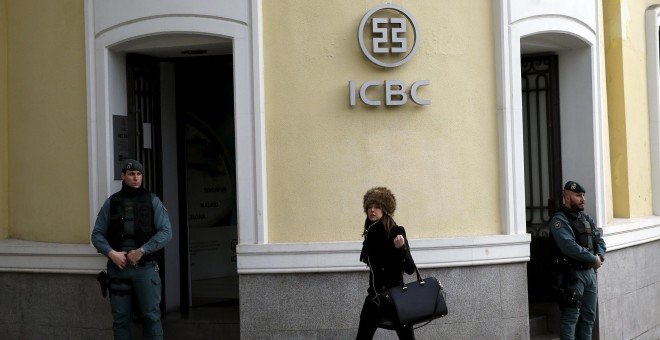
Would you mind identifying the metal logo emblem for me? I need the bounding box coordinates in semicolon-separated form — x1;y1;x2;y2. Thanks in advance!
571;183;577;190
554;221;561;229
358;4;420;68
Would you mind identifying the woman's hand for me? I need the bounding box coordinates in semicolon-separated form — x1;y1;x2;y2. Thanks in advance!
393;235;405;249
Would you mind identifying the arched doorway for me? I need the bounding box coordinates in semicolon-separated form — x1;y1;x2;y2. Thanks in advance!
114;34;238;314
520;32;597;334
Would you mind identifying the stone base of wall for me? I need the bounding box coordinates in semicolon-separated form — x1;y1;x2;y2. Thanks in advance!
598;240;660;340
0;272;112;339
239;263;530;340
6;241;660;340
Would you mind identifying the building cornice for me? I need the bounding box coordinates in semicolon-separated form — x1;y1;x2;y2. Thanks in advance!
237;234;532;274
0;218;658;274
0;239;106;274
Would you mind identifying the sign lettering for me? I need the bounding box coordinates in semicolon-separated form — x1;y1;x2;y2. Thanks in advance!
350;5;431;107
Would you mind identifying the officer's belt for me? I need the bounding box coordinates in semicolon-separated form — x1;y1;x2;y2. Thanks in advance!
566;260;593;270
573;264;593;270
136;258;157;267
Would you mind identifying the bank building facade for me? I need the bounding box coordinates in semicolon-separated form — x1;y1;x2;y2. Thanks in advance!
1;1;660;339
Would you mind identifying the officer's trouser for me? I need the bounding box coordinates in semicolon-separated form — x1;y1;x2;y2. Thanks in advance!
107;261;163;340
560;269;598;340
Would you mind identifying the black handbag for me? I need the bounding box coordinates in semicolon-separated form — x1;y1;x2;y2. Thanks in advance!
378;267;448;329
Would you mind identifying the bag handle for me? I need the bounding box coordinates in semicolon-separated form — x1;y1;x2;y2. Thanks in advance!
402;266;424;291
406;247;444;289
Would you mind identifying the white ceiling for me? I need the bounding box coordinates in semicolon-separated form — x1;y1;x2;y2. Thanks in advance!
520;32;587;54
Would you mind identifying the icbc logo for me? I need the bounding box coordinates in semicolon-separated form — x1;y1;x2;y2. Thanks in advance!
350;5;430;107
358;4;419;68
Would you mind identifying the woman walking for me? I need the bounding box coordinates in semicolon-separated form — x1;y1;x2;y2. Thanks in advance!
356;187;416;340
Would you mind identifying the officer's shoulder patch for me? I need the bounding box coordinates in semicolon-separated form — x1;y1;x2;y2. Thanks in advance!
554;221;561;229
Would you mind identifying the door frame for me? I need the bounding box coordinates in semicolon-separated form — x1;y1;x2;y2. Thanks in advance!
85;4;263;312
494;8;607;236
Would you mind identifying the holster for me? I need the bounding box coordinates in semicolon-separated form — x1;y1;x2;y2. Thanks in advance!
555;268;582;310
97;270;109;298
558;287;582;309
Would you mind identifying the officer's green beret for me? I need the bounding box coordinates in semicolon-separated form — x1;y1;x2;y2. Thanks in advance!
564;181;585;193
122;159;144;173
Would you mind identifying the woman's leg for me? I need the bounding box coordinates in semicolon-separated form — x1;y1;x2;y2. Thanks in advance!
395;325;415;340
356;296;380;340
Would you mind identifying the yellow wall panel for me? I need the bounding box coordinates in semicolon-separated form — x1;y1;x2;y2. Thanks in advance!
263;0;500;242
7;0;88;243
604;0;631;217
0;0;8;239
604;0;660;218
622;0;653;217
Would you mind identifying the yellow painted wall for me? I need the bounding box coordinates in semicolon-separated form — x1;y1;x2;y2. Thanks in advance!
0;0;7;239
604;0;631;217
604;0;660;218
598;0;615;223
6;0;88;243
263;1;500;242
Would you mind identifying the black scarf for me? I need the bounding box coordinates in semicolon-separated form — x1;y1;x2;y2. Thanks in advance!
120;181;145;198
560;206;581;220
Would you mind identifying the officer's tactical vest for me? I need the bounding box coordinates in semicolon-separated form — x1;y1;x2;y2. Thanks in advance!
567;213;595;253
552;210;597;268
107;190;155;254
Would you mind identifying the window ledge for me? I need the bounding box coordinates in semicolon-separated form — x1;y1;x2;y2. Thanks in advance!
3;216;656;276
237;234;532;274
603;216;660;251
0;239;106;274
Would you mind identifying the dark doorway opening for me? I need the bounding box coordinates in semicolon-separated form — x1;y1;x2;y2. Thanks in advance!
521;54;563;327
125;53;168;311
172;55;238;312
125;52;238;317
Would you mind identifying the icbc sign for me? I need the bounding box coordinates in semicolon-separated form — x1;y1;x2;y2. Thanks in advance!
349;4;430;107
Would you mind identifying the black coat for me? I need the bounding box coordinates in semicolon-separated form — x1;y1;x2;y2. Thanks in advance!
360;219;416;296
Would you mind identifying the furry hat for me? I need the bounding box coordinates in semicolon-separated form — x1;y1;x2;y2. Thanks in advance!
363;187;396;216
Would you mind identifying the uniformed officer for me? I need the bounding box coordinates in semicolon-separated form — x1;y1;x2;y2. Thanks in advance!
92;159;172;340
549;180;606;340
